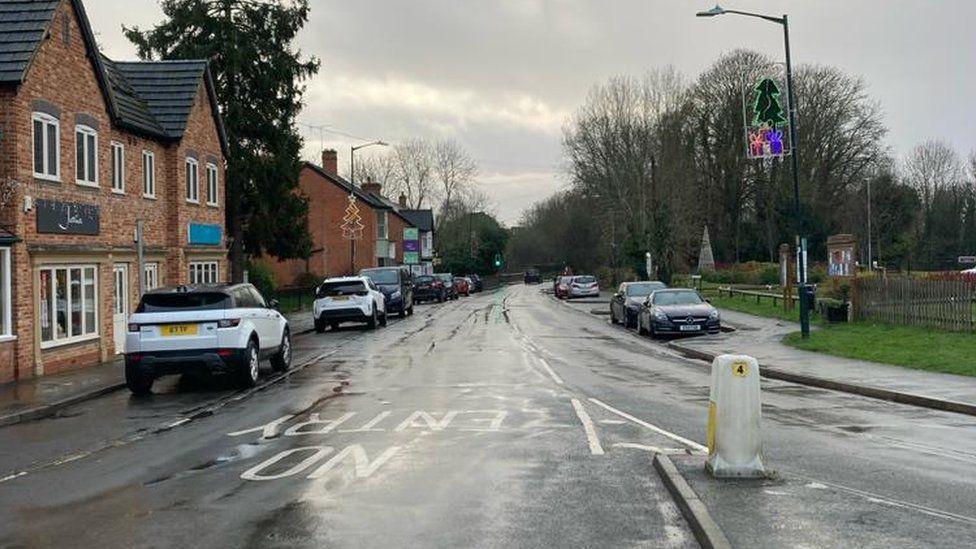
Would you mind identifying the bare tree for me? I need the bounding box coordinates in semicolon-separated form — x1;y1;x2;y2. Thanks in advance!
903;140;964;209
433;139;478;212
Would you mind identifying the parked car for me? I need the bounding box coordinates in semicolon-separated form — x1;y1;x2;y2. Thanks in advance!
313;276;387;333
413;274;447;303
610;281;668;329
637;288;720;338
435;273;458;300
554;275;573;299
568;275;599;299
454;277;471;296
524;268;541;284
467;273;483;293
360;266;414;318
124;284;291;394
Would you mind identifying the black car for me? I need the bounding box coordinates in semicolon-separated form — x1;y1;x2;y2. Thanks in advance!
360;266;414;317
435;273;458;300
609;281;667;329
467;274;483;293
413;274;447;303
523;268;541;284
637;288;720;337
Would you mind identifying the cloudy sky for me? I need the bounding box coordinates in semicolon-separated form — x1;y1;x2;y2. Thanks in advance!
88;0;976;225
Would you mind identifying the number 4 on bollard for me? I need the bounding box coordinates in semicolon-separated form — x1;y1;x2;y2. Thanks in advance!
732;360;749;378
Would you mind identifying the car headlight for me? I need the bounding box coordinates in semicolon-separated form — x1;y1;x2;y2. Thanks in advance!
709;310;720;320
654;310;668;321
391;290;401;300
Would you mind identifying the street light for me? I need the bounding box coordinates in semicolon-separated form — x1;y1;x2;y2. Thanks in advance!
696;4;811;338
348;140;389;274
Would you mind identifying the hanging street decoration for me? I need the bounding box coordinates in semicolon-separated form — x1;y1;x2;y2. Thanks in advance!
341;193;365;240
743;76;792;159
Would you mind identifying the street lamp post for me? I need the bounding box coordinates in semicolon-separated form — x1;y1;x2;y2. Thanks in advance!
697;4;811;338
348;140;389;274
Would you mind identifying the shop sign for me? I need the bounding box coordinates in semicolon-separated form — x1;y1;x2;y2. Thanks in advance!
36;199;99;235
189;223;223;246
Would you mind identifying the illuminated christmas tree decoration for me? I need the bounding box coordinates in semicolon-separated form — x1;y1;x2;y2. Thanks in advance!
341;193;365;240
742;75;792;160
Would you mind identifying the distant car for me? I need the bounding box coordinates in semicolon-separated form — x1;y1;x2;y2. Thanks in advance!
360;266;414;318
313;276;387;333
610;281;667;329
568;275;599;299
454;277;471;296
637;288;720;338
124;284;291;394
413;274;446;303
467;274;483;293
554;276;573;299
524;268;541;284
435;273;458;300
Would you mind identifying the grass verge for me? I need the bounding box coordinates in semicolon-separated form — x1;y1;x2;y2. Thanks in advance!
705;293;805;324
784;323;976;377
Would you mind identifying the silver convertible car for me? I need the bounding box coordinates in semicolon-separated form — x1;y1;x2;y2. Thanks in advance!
636;288;720;337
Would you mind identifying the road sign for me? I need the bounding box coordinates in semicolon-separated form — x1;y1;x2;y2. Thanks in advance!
743;76;792;159
959;256;976;265
403;227;420;264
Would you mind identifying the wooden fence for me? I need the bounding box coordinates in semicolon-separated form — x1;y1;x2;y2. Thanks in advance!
853;277;976;332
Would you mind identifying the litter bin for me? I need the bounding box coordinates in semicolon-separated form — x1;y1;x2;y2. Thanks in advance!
799;284;816;314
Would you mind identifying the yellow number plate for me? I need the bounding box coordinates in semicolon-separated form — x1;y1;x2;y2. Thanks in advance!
161;324;198;337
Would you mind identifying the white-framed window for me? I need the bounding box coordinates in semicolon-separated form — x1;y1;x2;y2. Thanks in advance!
185;158;199;203
142;150;156;198
0;248;10;338
206;163;219;206
111;141;125;193
75;125;98;187
377;211;388;239
39;265;98;348
189;261;218;285
32;112;60;181
144;262;159;291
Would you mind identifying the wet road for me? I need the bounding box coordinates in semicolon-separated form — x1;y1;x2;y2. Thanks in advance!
1;285;975;548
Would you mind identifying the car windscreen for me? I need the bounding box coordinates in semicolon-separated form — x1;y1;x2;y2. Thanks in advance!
435;274;453;282
318;282;368;297
362;269;399;285
574;276;596;284
626;282;665;297
559;276;573;284
415;275;435;283
137;292;230;313
653;291;703;306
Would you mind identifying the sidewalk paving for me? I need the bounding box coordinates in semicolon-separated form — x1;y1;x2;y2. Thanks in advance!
669;309;976;415
0;310;315;427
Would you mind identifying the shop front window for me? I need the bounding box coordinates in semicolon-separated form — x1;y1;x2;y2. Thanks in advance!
40;265;98;347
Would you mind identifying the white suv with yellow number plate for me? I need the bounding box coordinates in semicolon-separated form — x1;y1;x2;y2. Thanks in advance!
313;276;387;332
124;284;291;394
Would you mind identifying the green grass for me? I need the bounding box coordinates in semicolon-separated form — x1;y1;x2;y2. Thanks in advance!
706;293;806;324
784;323;976;377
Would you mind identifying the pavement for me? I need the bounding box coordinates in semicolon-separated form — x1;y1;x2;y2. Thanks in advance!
0;286;975;547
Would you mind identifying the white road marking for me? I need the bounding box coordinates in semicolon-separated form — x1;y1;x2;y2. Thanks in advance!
338;411;391;433
394;411;459;431
284;412;356;436
611;442;691;455
588;397;708;454
571;398;605;455
241;446;333;481
536;356;564;386
227;414;295;438
307;444;401;479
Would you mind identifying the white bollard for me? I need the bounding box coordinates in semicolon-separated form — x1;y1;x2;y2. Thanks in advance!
706;354;765;478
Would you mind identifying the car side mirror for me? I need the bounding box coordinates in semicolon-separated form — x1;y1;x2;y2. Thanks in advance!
268;299;280;310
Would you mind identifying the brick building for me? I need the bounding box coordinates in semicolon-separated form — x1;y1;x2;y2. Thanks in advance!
0;0;229;382
262;150;416;286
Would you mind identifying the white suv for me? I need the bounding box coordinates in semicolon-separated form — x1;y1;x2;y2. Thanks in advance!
313;276;386;332
124;284;291;394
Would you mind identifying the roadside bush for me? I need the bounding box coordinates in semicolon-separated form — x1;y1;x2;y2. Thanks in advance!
246;262;277;298
700;262;780;286
818;276;852;301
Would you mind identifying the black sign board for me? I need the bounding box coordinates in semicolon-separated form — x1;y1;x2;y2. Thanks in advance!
36;199;100;235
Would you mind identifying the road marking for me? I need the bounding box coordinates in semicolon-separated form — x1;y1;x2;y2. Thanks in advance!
537;356;565;386
611;442;691;455
227;414;295;438
285;412;357;436
338;411;391;433
571;398;605;455
307;444;401;479
394;411;459;431
241;446;333;481
588;398;707;454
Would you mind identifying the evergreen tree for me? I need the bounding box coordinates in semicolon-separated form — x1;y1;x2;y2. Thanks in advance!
125;0;320;279
752;78;787;127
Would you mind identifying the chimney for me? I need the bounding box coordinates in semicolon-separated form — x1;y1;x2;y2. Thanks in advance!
398;193;407;208
361;177;382;196
321;149;338;175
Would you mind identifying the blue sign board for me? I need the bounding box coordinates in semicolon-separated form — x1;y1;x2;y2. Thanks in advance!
188;223;222;246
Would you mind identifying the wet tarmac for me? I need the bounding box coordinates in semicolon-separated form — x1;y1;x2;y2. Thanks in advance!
0;285;974;548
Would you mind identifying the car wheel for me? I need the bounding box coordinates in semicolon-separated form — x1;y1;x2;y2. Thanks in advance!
649;324;658;339
437;293;444;303
637;315;648;336
367;306;378;329
379;310;388;327
610;308;618;324
329;322;339;331
399;305;406;318
125;361;153;395
238;339;260;388
407;304;414;316
625;311;635;329
314;317;326;333
270;329;291;372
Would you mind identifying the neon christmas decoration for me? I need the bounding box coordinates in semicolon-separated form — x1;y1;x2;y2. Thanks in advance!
744;76;791;159
341;193;365;240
